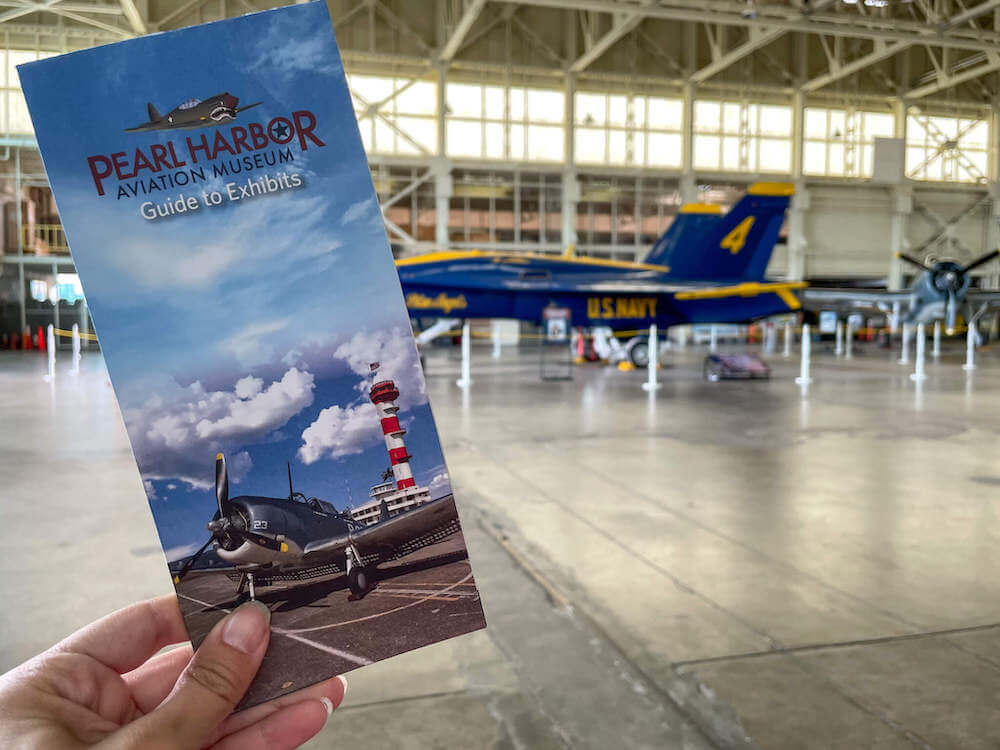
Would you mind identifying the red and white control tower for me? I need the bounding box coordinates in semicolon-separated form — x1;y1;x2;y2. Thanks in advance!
370;379;416;490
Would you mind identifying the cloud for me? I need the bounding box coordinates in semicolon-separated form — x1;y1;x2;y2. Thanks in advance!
334;327;426;409
428;472;451;496
251;21;341;83
143;479;157;500
297;327;427;464
124;367;314;488
340;198;378;226
225;318;292;367
164;540;208;563
196;367;314;440
298;402;382;464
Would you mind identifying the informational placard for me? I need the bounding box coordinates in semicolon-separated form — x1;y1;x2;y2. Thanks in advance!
19;1;485;709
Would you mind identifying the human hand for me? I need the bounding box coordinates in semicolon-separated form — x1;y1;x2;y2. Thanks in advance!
0;595;347;749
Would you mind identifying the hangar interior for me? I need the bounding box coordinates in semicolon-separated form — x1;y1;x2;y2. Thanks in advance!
4;2;1000;749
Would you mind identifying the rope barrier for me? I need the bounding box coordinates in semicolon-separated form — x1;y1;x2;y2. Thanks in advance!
54;327;98;341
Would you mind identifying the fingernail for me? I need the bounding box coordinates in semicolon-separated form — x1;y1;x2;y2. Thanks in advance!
221;601;270;654
319;696;334;717
336;674;348;702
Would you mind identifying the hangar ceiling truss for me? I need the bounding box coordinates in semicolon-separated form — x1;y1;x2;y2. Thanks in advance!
0;0;999;109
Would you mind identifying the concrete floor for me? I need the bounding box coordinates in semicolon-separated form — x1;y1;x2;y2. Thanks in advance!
3;337;1000;749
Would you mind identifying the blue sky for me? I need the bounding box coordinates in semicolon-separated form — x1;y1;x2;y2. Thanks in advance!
19;2;452;560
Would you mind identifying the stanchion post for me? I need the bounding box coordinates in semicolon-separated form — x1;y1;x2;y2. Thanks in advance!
932;320;941;359
491;321;501;359
44;324;55;382
642;324;661;392
835;320;844;356
845;320;854;359
795;323;812;385
910;323;927;382
783;321;792;357
709;325;718;352
71;323;81;376
456;320;473;388
963;321;976;371
898;322;911;364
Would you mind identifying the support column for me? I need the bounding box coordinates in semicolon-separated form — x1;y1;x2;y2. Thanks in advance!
679;81;697;204
888;185;912;291
432;156;453;248
562;170;579;249
786;183;809;281
889;98;910;291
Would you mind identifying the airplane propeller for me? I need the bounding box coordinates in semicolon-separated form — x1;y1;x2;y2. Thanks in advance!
897;250;1000;335
173;453;247;585
897;253;933;273
216;452;229;515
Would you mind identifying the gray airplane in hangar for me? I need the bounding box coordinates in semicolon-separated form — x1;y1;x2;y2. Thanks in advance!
125;92;261;133
802;249;1000;335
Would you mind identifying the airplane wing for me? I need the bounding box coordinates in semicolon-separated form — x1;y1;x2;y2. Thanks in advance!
801;288;910;314
124;123;160;133
965;290;1000;309
301;495;460;565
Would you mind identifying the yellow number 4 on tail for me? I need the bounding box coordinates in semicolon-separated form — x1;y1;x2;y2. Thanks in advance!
720;216;755;255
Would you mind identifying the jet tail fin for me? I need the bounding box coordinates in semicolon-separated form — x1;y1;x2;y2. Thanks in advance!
660;183;793;282
644;204;723;267
147;102;162;122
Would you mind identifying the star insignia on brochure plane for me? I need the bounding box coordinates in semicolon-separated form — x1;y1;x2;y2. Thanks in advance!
396;182;804;365
170;454;461;600
125;92;262;133
802;250;1000;335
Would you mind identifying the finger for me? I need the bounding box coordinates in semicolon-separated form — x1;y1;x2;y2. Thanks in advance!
207;674;347;744
114;601;271;749
122;644;193;715
54;595;188;674
211;698;333;750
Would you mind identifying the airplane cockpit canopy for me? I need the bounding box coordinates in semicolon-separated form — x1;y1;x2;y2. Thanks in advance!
177;98;202;110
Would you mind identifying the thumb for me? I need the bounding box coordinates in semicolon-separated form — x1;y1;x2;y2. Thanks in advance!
118;601;271;749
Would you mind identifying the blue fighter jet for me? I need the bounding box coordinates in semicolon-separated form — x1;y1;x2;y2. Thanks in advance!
396;182;802;366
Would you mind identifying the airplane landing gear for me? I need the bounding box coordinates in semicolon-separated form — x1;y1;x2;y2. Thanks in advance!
347;565;371;596
345;544;374;597
235;571;258;604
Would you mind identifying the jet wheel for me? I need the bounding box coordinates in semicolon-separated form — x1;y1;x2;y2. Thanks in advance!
348;566;373;596
628;338;650;369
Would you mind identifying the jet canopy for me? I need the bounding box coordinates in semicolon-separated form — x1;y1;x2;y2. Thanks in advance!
176;98;202;110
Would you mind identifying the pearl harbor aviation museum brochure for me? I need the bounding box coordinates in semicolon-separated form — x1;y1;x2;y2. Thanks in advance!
18;0;486;709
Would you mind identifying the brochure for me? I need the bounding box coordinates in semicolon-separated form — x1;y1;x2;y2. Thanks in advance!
19;0;486;708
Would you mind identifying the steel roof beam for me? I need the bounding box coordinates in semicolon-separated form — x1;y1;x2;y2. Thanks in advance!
690;25;785;83
439;0;487;62
496;0;1000;54
801;38;907;92
570;10;642;72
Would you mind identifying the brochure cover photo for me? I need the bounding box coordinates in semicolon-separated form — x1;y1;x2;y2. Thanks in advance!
18;0;486;708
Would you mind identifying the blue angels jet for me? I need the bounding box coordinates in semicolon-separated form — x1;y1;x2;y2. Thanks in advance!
803;250;1000;336
396;182;803;366
171;454;462;600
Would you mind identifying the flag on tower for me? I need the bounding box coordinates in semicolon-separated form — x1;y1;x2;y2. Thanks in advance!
369;361;380;372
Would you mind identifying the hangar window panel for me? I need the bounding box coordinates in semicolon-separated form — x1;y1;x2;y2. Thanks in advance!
694;100;792;173
803;106;894;178
447;120;483;158
446;83;564;162
905;112;988;183
646;132;682;167
348;74;438;157
2;50;42;136
574;91;682;168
